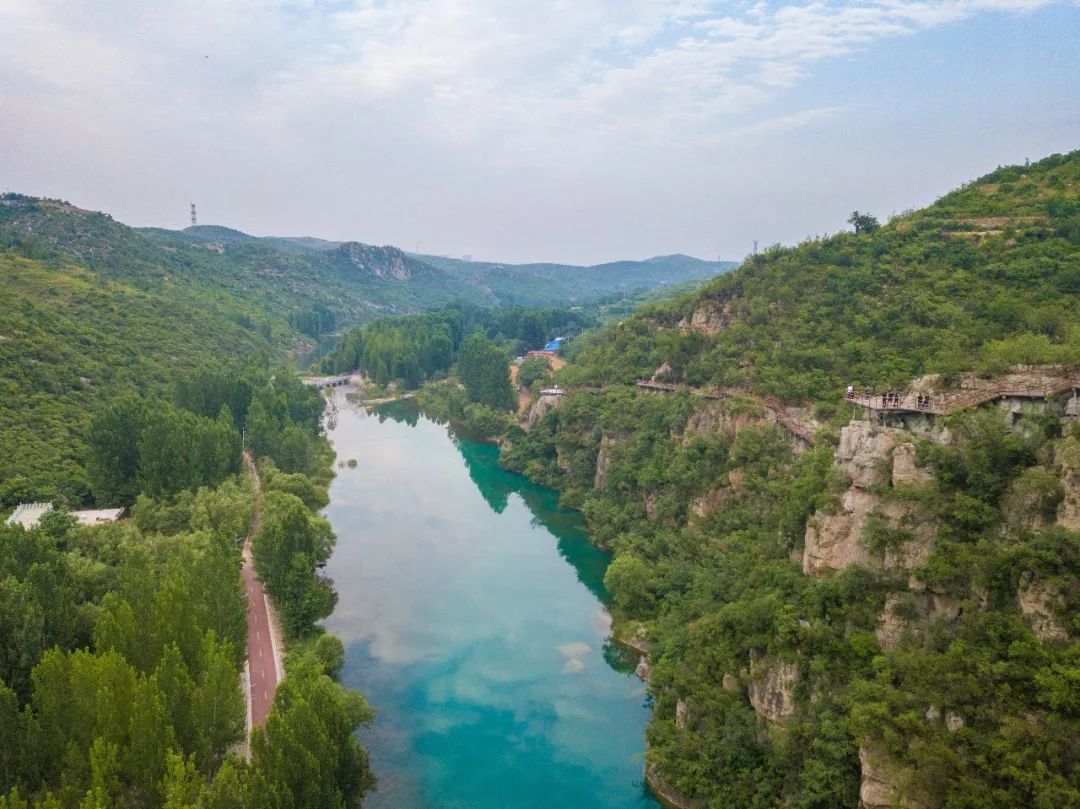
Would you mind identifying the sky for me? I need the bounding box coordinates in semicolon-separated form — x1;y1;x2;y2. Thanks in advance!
1;1;1078;265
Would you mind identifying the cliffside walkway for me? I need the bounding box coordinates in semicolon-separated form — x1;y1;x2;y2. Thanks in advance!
847;376;1080;417
635;380;817;445
241;452;284;749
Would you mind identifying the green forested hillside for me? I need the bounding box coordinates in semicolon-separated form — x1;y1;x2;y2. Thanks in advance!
558;151;1080;408
501;151;1080;808
0;249;275;505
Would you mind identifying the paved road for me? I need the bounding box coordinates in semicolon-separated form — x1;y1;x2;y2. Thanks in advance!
242;452;279;729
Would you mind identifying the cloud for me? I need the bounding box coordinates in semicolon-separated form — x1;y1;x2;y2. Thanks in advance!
3;0;1059;164
0;0;1072;260
247;0;1066;168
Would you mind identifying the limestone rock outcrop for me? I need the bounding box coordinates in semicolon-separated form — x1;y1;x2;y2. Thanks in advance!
837;421;902;488
803;488;878;575
595;433;617;488
1057;439;1080;530
635;657;651;682
644;763;704;809
689;488;730;524
675;698;693;730
804;422;937;579
859;745;937;809
1001;467;1061;531
747;652;798;724
555;444;571;472
683;400;770;444
644;491;658;521
522;393;563;431
876;593;960;651
878;500;938;588
340;242;416;280
1059;466;1080;530
891;443;932;486
678;299;734;335
1017;574;1070;643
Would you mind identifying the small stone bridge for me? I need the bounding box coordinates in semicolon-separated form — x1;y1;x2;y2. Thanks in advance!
301;374;351;389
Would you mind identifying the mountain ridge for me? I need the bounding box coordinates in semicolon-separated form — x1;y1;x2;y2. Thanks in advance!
1;193;732;340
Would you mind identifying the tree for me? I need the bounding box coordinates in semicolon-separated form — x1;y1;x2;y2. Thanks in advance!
847;210;880;234
37;509;77;541
602;555;655;618
254;493;336;636
248;661;375;809
517;356;551;390
312;634;346;680
86;395;147;505
519;311;548;351
457;333;515;411
192;633;244;774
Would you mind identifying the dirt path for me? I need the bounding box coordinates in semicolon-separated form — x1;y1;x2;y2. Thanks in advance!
241;452;284;737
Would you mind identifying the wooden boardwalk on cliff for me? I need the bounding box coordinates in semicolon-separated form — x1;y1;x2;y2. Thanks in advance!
634;380;817;445
846;375;1080;416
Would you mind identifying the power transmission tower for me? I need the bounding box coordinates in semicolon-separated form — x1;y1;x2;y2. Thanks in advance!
190;203;197;226
753;239;758;256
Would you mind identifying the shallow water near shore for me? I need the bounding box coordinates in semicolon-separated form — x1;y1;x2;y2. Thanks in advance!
321;392;658;809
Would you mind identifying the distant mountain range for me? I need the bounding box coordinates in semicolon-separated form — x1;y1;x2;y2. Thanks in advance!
0;196;732;338
171;224;731;309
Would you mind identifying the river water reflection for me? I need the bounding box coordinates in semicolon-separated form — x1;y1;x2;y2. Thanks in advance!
322;391;658;809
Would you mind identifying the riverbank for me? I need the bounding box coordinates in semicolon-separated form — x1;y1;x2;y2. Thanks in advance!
351;391;416;407
414;378;516;439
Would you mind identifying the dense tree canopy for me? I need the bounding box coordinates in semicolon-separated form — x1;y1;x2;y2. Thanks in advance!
457;333;516;412
1;356;372;809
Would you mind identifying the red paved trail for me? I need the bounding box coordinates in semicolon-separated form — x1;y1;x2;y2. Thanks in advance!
242;452;279;730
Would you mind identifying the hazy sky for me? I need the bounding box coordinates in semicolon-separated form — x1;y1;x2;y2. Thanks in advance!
2;1;1078;264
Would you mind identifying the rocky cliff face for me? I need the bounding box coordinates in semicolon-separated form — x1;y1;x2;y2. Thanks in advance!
339;242;422;281
1017;575;1070;644
1058;466;1080;530
858;745;938;809
683;398;771;443
803;488;879;575
522;393;563;432
803;422;937;579
688;488;731;524
1056;437;1080;530
875;592;960;651
595;431;629;488
678;298;734;335
746;652;799;725
644;763;704;809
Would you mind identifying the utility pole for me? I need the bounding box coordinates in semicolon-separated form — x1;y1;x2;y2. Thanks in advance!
190;203;197;226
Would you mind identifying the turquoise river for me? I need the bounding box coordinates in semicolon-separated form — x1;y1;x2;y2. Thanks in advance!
321;391;659;809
